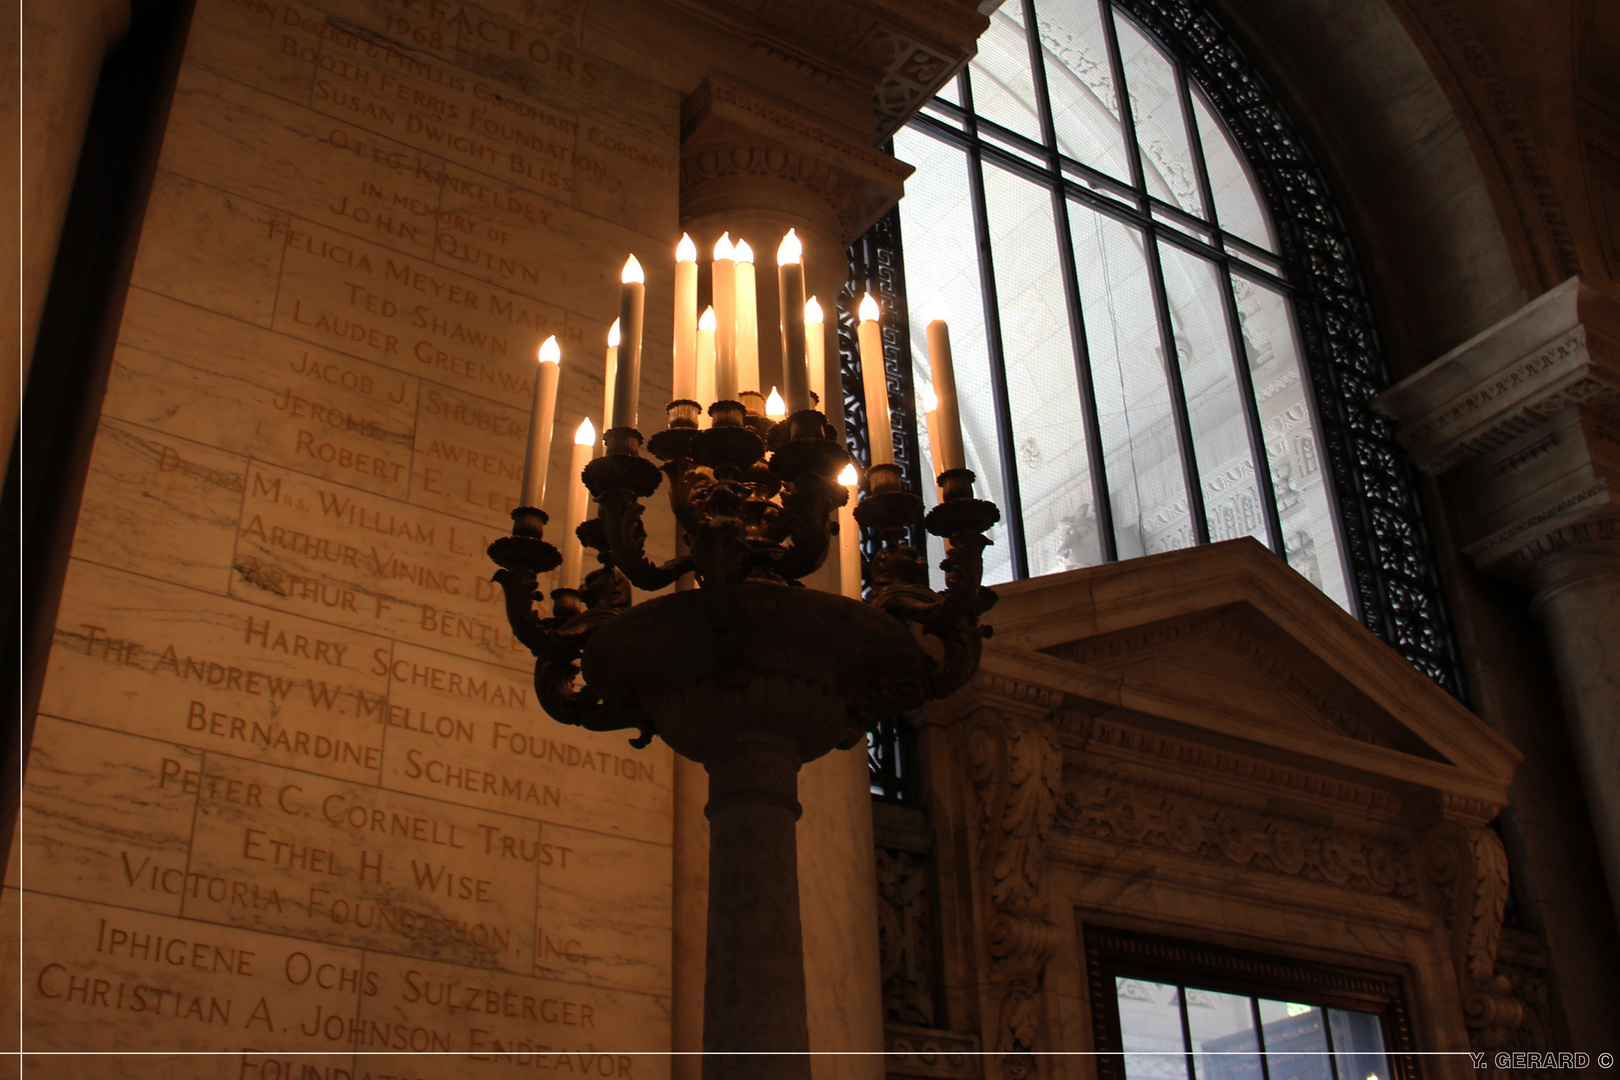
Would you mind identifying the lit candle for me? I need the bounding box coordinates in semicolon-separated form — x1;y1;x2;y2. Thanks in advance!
712;234;737;401
926;316;966;472
611;255;644;431
696;306;717;419
673;233;698;402
837;463;861;599
601;318;620;454
560;418;595;587
805;296;825;408
734;238;759;397
776;230;809;413
919;380;945;483
519;336;562;509
856;293;893;465
765;387;786;420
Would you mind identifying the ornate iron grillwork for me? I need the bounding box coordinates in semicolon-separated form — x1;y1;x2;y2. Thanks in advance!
844;0;1467;700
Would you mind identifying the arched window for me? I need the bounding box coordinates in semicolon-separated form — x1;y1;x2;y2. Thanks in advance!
842;0;1466;698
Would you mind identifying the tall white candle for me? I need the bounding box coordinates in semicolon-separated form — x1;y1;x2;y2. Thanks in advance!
712;234;737;401
838;463;861;599
674;234;698;402
734;238;759;396
560;418;595;587
856;293;893;465
776;230;809;413
805;296;825;409
926;318;967;472
919;380;945;483
601;318;620;454
611;255;645;431
519;336;561;509
696;306;716;420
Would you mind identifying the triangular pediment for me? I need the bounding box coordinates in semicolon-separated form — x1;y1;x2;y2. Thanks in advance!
972;539;1519;804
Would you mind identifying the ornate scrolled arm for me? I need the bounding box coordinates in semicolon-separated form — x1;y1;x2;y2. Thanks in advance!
595;485;695;592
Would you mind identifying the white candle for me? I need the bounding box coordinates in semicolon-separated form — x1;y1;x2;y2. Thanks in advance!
856;293;893;465
601;318;620;454
611;255;645;431
734;238;759;397
926;318;966;472
712;234;737;401
805;296;825;409
776;230;809;413
673;233;698;402
560;418;595;587
696;306;716;421
919;380;944;483
838;463;861;599
520;336;562;509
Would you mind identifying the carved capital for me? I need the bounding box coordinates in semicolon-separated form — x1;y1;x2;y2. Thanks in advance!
1422;822;1525;1051
965;706;1062;1080
680;79;912;243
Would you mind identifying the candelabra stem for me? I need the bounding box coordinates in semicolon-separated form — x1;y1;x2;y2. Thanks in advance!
702;732;811;1080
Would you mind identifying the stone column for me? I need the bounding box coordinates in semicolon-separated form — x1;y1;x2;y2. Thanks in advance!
1376;276;1620;921
15;0;131;457
673;77;911;1080
702;734;812;1080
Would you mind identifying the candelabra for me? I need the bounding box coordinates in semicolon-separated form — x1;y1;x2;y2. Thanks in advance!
489;395;997;1080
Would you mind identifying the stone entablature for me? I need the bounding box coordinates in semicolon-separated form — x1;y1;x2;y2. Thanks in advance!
908;541;1524;1078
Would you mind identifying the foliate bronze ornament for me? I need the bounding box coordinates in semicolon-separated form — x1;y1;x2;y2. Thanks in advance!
489;403;999;751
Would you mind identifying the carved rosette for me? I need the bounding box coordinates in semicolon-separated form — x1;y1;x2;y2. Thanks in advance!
965;701;1062;1080
1423;822;1526;1057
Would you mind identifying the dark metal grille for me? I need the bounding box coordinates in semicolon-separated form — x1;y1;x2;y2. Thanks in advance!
847;0;1466;701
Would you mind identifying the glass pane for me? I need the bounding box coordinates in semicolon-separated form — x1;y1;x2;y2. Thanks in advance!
1257;1000;1332;1080
894;125;1014;587
1232;275;1352;610
982;162;1101;575
1186;988;1264;1080
1036;0;1132;180
1191;87;1276;253
1328;1008;1392;1080
1114;13;1204;216
935;74;962;106
1069;199;1192;558
1117;978;1190;1080
1158;242;1267;547
970;5;1043;142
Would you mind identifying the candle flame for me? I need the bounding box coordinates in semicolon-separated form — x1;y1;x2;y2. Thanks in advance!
765;387;786;418
575;417;596;445
698;306;717;332
733;238;754;264
921;381;938;412
858;292;881;323
676;233;697;262
537;335;560;365
621;254;643;284
607;318;621;348
804;296;824;323
837;464;858;487
713;233;734;261
777;228;802;265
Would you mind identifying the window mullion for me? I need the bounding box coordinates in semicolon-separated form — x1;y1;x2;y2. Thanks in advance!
1177;985;1197;1080
1174;60;1221;239
959;68;1032;579
1101;0;1150;204
1251;997;1274;1080
1022;0;1118;563
1217;265;1287;556
1322;1006;1342;1080
1143;223;1212;545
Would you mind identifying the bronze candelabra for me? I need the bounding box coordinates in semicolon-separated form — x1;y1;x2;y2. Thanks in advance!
488;395;997;1080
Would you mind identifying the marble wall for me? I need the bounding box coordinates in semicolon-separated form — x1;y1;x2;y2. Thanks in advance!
9;0;683;1072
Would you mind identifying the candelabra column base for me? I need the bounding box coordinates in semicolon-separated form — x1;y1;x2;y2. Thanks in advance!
702;732;812;1080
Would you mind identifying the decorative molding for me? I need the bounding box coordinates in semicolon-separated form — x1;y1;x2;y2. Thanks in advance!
1423;821;1526;1051
966;706;1062;1080
884;1024;984;1080
1461;482;1612;566
877;843;940;1028
1055;765;1419;900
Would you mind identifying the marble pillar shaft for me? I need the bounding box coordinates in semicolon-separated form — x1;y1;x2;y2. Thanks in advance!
1528;542;1620;923
702;733;812;1080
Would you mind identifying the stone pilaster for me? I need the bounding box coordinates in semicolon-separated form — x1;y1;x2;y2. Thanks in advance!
1377;275;1620;923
